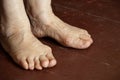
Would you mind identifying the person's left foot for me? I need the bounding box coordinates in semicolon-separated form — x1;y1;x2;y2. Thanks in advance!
25;0;93;49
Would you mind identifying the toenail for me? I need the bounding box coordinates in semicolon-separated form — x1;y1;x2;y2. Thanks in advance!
42;61;49;68
49;59;57;67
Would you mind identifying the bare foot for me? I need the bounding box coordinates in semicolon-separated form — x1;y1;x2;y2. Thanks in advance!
25;0;93;49
0;0;56;70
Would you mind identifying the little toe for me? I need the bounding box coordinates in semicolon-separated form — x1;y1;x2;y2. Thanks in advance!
34;57;42;70
18;58;28;70
46;53;57;67
39;56;49;68
27;57;35;70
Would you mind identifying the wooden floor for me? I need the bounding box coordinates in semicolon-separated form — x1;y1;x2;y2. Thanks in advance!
0;0;120;80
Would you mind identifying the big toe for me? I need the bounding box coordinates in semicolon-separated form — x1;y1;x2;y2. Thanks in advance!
80;38;93;49
78;33;93;49
46;53;57;67
65;36;93;49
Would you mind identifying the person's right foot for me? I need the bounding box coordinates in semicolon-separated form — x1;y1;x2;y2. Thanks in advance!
0;0;56;70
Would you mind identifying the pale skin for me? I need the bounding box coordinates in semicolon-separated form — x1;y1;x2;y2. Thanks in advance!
0;0;93;70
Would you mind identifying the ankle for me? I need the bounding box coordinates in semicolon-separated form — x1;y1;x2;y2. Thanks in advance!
0;23;31;39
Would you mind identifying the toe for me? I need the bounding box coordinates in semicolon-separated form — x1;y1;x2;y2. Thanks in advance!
39;56;49;68
80;33;91;40
67;36;93;49
49;59;57;67
46;53;57;67
18;58;28;70
34;57;42;70
27;57;35;70
78;33;93;49
79;38;93;49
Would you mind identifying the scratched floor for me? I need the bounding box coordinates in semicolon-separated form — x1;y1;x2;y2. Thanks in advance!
0;0;120;80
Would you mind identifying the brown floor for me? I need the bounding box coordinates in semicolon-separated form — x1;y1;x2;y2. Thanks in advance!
0;0;120;80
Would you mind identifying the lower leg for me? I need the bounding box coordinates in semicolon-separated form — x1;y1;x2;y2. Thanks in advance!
0;0;56;70
0;0;31;53
25;0;93;49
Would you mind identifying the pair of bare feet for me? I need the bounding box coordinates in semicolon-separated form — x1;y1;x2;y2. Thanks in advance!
0;0;93;70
